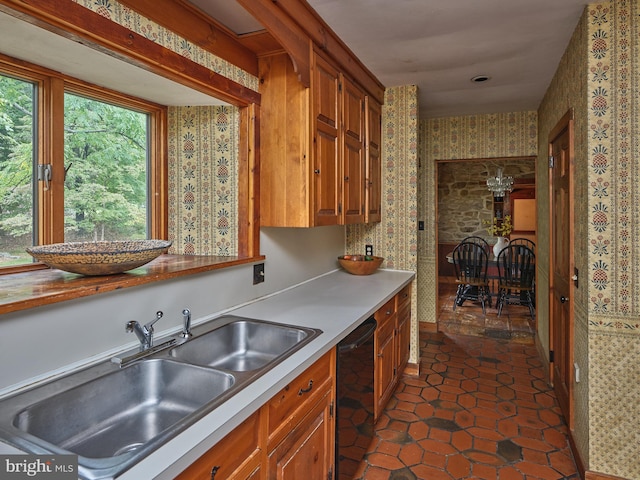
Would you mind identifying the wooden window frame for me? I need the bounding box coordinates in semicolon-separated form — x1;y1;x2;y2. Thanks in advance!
0;55;167;273
0;1;262;315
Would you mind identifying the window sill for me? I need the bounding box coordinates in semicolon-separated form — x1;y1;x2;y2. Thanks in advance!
0;254;265;315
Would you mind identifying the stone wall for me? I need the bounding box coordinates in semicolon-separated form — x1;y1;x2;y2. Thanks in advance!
437;158;535;244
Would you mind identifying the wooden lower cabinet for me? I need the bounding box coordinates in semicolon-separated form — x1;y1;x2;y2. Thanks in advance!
177;350;335;480
374;301;396;420
374;283;412;420
396;284;412;377
267;389;334;480
175;410;262;480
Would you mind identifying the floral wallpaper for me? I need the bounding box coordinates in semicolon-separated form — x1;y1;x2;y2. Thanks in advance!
167;106;239;255
536;1;640;476
585;1;639;476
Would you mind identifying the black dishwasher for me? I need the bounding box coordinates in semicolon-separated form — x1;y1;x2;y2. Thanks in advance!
336;316;377;480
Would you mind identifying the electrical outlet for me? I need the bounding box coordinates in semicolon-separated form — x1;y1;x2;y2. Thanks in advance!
253;263;265;284
365;244;373;256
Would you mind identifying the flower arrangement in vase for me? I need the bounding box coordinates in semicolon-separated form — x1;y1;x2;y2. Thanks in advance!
483;215;512;256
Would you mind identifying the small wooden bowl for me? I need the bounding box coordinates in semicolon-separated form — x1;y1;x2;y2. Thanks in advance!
338;255;384;275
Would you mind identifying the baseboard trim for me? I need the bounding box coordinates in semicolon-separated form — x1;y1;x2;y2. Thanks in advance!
534;333;550;381
419;321;438;333
568;427;586;478
586;472;627;480
405;362;420;376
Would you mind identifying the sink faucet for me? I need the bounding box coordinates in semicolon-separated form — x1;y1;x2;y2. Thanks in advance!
126;311;163;351
181;308;192;338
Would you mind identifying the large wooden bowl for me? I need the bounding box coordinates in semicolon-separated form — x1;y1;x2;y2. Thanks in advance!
338;255;384;275
26;240;172;276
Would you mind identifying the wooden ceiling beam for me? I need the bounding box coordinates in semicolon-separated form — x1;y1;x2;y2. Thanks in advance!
119;0;259;76
238;0;311;87
0;0;261;105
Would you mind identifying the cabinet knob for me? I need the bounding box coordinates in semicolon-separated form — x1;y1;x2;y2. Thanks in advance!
314;169;320;174
344;176;349;181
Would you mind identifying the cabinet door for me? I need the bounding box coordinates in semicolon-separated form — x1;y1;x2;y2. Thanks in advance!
267;390;334;480
176;410;261;480
341;76;366;224
396;303;411;377
374;314;396;420
365;97;382;223
313;53;341;226
258;52;312;227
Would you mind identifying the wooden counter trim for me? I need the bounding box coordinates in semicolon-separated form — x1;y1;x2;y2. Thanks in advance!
0;254;265;316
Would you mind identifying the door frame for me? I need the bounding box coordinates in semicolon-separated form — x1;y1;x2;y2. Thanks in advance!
548;109;575;428
435;157;536;317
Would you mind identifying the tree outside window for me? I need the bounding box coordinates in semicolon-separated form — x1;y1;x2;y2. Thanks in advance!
0;71;153;268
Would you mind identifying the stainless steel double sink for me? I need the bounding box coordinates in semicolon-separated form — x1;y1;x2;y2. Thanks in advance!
0;316;322;479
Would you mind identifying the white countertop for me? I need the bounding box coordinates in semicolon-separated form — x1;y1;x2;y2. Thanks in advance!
1;268;414;479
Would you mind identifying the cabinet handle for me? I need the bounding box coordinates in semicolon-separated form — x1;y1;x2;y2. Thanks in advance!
211;466;220;479
298;379;314;395
386;310;392;315
377;353;384;358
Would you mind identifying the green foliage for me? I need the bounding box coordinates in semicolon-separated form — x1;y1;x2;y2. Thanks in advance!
0;74;34;240
0;76;149;250
63;93;148;241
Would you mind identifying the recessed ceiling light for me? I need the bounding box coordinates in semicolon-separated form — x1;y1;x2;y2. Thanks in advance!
471;75;491;83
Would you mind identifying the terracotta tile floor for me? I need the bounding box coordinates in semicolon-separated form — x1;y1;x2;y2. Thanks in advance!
437;282;536;344
351;285;579;479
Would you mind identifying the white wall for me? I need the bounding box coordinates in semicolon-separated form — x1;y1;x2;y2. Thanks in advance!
0;226;345;395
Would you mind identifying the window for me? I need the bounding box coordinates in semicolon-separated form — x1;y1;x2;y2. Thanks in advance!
0;60;165;271
0;73;35;267
63;92;149;242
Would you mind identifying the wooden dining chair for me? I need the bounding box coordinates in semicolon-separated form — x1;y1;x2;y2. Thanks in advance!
496;244;536;319
461;235;490;254
509;237;535;253
507;238;536;302
452;241;492;314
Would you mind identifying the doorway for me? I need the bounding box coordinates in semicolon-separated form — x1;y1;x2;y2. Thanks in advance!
549;110;575;428
436;157;537;339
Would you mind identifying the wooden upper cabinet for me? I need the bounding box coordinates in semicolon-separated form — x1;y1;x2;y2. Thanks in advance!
259;49;376;228
341;75;366;224
313;53;341;226
365;97;382;223
258;51;311;227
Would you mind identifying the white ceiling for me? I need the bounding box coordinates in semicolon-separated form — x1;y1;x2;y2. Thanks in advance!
2;1;589;119
304;0;588;118
190;0;588;119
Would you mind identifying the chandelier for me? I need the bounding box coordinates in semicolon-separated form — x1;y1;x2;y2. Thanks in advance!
486;168;514;197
